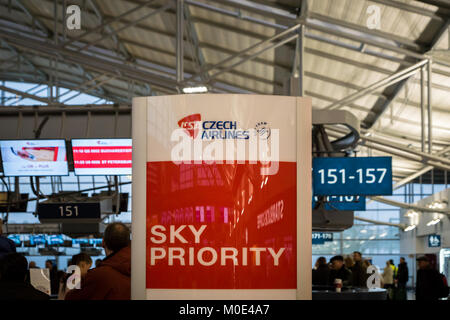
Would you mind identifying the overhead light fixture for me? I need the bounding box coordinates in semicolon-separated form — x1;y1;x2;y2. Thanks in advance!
426;218;441;226
405;209;420;225
404;225;416;232
427;200;447;209
182;86;208;94
405;210;419;217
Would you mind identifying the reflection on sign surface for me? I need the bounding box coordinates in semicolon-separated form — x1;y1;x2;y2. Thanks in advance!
147;162;296;289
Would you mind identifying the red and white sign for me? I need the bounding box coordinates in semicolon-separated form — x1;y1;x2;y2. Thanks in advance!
72;139;132;175
132;94;312;300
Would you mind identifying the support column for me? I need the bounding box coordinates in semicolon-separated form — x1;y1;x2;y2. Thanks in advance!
176;0;184;86
290;25;304;97
420;66;425;153
427;59;432;154
298;24;304;97
427;59;433;188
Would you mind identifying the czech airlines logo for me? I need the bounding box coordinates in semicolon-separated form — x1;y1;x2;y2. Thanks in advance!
178;114;250;140
178;114;201;139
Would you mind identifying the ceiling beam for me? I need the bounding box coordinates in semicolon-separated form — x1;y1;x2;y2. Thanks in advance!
362;14;450;129
12;0;117;102
86;0;135;61
0;84;62;104
415;0;450;11
368;0;446;21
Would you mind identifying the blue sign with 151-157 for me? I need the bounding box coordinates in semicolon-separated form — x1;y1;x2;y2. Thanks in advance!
313;157;392;196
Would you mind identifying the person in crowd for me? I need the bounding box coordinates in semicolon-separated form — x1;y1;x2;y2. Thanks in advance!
394;257;409;300
0;218;16;260
382;261;394;299
344;255;354;270
351;251;367;287
0;253;49;300
329;255;352;287
45;259;59;295
362;259;371;269
312;257;330;286
58;253;93;300
25;260;38;284
389;259;397;278
65;222;131;300
415;256;443;300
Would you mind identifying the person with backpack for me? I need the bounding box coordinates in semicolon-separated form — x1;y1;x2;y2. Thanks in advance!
416;256;448;300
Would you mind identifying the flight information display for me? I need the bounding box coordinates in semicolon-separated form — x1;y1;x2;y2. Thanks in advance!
0;140;68;176
72;139;132;175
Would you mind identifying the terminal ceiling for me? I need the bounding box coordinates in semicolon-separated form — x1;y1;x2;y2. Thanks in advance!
0;0;449;183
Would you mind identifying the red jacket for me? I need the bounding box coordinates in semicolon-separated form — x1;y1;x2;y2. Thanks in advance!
65;246;131;300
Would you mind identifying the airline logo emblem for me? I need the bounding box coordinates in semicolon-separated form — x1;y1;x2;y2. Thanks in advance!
178;113;201;139
178;114;250;140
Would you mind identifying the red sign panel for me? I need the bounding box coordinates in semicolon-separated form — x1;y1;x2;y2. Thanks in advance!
146;161;297;289
73;146;132;169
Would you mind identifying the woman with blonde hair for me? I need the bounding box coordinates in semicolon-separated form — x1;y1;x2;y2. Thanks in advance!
344;255;354;270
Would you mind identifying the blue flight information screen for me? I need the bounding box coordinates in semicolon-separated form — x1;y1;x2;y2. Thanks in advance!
313;157;393;196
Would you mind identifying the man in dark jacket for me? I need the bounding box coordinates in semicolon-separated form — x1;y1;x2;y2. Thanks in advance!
313;257;330;286
329;255;352;287
351;251;367;287
415;256;442;300
0;219;16;260
397;257;409;284
65;222;131;300
395;257;409;300
0;253;50;300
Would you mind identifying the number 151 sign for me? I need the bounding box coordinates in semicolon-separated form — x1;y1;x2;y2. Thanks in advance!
313;157;392;196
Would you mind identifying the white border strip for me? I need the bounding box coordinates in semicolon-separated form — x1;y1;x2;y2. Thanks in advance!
296;97;312;299
146;289;297;300
131;97;147;300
